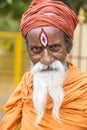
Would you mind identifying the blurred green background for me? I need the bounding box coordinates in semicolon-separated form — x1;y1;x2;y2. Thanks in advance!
0;0;87;33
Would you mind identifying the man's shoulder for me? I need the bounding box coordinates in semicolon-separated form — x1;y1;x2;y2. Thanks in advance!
69;62;87;77
65;62;87;87
21;71;32;94
20;71;32;86
22;71;31;80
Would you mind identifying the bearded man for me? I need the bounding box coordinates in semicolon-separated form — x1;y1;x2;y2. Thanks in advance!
0;0;87;130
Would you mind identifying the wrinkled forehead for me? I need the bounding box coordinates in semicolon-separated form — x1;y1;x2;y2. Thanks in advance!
28;26;61;34
27;26;64;47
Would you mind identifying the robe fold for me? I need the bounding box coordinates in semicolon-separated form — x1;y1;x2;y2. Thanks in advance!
0;62;87;130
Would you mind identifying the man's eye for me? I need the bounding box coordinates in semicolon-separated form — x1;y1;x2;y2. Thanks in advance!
30;46;43;54
49;44;61;52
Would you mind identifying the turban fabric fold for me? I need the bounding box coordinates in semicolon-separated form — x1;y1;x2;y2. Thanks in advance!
20;0;78;38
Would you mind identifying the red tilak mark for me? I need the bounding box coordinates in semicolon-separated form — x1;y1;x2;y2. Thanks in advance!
39;28;48;48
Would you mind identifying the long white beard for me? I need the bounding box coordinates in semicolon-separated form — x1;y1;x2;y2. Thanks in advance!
31;60;66;125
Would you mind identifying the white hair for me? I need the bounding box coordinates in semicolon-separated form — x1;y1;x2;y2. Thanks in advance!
31;60;67;125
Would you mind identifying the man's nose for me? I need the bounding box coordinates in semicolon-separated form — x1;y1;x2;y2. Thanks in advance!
40;49;54;65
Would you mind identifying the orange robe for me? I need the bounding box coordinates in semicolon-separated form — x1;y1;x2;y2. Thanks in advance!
0;62;87;130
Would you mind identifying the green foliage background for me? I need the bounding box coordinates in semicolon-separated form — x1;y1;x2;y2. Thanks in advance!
0;0;87;32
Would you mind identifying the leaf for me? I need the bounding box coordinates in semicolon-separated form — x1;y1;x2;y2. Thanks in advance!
7;0;13;4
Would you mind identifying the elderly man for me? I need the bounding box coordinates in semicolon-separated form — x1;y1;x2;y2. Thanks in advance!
0;0;87;130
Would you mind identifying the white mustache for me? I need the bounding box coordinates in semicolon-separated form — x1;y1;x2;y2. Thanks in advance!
31;60;66;75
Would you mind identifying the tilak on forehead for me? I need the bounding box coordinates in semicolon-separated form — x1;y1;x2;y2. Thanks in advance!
39;28;48;48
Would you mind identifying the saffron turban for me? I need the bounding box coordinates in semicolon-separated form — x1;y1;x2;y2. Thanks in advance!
20;0;78;39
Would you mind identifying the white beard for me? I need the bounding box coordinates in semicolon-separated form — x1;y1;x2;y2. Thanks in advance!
31;60;67;125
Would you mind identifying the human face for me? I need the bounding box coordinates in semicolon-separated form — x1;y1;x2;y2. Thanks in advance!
26;27;68;65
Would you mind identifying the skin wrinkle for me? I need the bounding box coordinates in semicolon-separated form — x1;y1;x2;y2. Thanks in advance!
27;27;67;64
26;27;72;54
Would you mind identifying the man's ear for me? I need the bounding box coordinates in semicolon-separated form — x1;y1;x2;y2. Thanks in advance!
25;36;29;51
67;42;73;54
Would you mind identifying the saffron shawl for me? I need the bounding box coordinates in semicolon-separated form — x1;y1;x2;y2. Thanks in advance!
0;63;87;129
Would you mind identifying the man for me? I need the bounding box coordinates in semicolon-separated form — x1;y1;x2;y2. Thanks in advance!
0;0;87;129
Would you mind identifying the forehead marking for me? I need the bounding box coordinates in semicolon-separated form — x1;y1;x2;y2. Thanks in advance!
39;28;48;48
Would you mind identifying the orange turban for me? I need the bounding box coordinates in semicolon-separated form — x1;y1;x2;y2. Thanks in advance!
20;0;78;39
